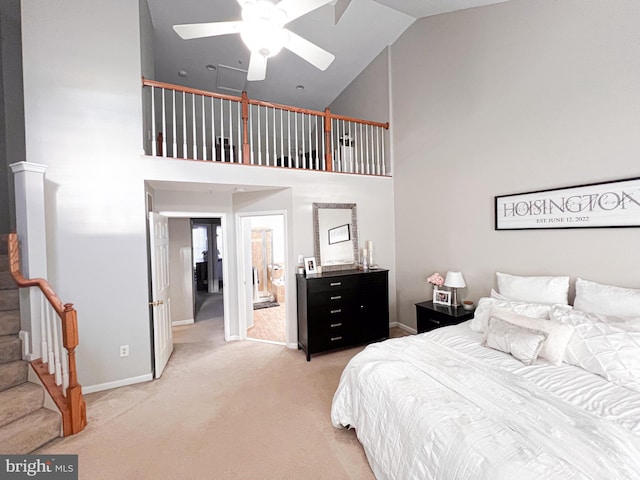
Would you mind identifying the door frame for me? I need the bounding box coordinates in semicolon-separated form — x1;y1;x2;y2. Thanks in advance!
157;211;232;342
236;210;288;343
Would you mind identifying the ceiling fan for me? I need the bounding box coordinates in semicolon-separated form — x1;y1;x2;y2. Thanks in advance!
173;0;336;81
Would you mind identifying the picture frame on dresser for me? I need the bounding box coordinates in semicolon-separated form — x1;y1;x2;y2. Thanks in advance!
304;257;317;275
433;288;451;306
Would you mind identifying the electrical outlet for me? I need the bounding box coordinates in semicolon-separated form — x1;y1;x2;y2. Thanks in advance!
120;345;129;357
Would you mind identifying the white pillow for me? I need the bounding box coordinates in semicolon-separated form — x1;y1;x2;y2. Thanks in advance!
491;311;574;365
483;317;548;365
496;272;569;305
550;306;640;332
574;278;640;317
562;320;640;392
469;297;553;334
490;288;510;301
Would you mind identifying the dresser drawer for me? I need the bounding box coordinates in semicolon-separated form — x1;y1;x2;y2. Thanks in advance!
307;289;356;308
306;276;357;293
310;329;351;353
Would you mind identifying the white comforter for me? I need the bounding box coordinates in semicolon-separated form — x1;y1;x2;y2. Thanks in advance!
331;323;640;480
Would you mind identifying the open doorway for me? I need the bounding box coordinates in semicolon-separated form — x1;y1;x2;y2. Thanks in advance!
240;214;287;345
191;218;224;324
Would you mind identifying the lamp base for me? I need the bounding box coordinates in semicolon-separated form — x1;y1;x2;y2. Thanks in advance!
451;288;461;307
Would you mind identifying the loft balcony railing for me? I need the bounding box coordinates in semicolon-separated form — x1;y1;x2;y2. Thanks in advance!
142;78;390;176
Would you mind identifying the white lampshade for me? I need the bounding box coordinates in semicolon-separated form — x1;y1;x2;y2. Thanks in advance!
444;271;466;289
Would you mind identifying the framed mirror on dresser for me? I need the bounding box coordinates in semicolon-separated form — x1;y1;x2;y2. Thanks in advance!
312;203;359;271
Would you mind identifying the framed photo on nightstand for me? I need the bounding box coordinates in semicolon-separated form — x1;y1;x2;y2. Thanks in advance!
433;288;451;306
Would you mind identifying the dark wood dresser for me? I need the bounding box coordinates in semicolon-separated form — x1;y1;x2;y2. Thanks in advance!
296;269;389;361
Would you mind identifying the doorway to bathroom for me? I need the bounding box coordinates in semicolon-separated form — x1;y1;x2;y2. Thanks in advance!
240;213;286;345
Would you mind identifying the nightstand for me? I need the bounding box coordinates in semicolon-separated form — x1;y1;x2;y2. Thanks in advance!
415;300;475;333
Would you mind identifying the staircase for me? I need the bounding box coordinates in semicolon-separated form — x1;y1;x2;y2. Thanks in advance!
0;234;61;454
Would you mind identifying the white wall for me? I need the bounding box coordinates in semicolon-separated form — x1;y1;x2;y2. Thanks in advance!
389;0;640;330
149;163;397;346
21;0;152;391
167;218;193;324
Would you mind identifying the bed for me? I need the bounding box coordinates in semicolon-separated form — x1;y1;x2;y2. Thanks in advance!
331;275;640;480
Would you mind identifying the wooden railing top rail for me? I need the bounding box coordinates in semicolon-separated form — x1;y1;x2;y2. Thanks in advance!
142;77;389;130
9;233;64;316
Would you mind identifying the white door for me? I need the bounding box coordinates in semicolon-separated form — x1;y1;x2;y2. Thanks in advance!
149;212;173;378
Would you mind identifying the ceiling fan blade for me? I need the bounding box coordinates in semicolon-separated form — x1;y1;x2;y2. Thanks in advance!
284;30;335;71
173;21;243;40
247;53;268;81
277;0;333;23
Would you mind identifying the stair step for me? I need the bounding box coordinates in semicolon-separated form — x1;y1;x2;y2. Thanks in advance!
0;310;20;336
0;271;15;289
0;336;21;364
0;254;8;272
0;360;28;392
0;234;7;255
0;408;61;454
0;289;19;312
0;382;44;429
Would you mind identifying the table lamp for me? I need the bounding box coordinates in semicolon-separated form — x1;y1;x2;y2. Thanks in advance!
444;271;466;307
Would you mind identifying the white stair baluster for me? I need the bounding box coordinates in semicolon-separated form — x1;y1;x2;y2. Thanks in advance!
51;307;62;386
45;303;54;374
40;294;47;362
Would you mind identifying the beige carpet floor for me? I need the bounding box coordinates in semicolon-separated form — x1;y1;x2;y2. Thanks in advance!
34;312;407;479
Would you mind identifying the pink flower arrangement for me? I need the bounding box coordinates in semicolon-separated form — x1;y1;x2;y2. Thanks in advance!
426;272;444;287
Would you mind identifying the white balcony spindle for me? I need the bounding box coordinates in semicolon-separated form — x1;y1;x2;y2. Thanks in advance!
249;104;254;164
219;98;224;161
237;102;242;163
172;90;177;158
257;106;262;165
202;95;207;160
211;97;216;161
182;93;187;159
192;94;198;159
265;107;271;166
228;99;233;162
151;87;156;156
294;112;299;168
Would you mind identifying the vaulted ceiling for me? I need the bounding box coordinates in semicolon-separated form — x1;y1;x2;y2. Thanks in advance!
147;0;510;110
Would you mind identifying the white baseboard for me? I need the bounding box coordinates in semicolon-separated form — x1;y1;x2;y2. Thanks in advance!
287;342;298;349
83;373;153;394
390;321;416;335
172;318;194;326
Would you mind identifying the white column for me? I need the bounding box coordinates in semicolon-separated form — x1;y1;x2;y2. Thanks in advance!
10;161;48;361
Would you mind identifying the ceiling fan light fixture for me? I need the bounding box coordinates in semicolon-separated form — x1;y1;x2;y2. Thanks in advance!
241;24;289;58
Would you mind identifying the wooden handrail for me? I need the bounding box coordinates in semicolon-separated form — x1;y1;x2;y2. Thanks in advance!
142;77;390;129
8;233;87;436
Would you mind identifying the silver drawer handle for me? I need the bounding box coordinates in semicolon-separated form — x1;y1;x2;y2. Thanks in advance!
330;282;342;287
330;309;342;314
330;322;342;328
330;295;342;300
331;336;343;342
432;319;441;324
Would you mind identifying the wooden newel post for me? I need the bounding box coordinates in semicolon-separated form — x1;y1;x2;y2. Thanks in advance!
62;303;87;435
241;91;251;165
324;108;333;172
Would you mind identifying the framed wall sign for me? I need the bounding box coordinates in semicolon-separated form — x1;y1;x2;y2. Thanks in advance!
495;177;640;230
